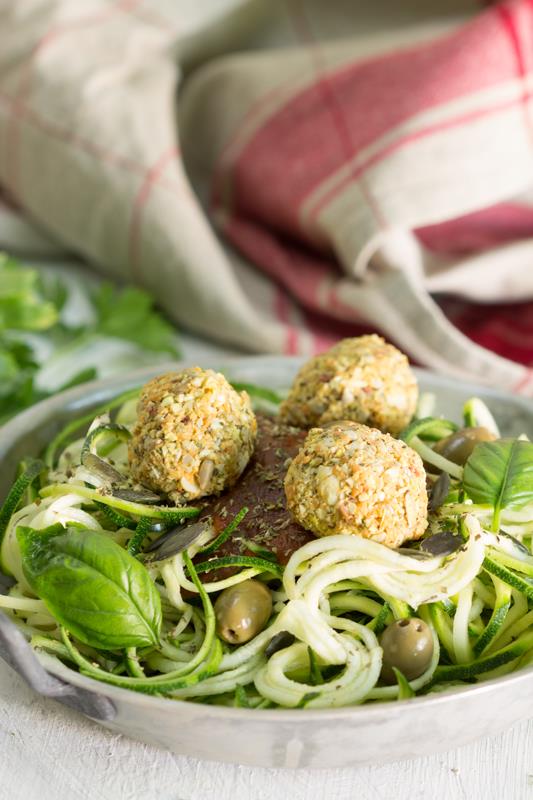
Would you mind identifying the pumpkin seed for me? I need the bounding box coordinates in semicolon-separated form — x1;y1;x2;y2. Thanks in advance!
112;488;161;504
265;630;296;658
81;452;125;485
144;520;212;561
420;530;462;557
428;472;451;512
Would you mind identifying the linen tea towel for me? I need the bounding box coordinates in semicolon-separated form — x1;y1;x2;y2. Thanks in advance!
1;0;533;392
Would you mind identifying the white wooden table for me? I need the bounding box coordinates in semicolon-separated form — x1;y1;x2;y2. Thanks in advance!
1;660;532;800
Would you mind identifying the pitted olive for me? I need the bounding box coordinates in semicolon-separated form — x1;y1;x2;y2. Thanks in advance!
379;617;434;684
433;426;496;465
214;579;273;644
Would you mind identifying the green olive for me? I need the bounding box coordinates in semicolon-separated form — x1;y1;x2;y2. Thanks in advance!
379;617;434;684
214;579;273;645
433;426;496;466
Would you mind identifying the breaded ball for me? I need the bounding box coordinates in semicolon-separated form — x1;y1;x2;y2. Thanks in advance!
279;335;418;434
128;368;257;503
284;422;427;547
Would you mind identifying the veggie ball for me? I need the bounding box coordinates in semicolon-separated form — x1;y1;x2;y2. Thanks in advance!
284;422;427;547
279;335;418;434
128;368;257;503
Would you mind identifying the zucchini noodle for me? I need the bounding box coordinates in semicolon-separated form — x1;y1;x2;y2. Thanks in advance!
409;436;464;479
1;388;533;710
453;584;474;664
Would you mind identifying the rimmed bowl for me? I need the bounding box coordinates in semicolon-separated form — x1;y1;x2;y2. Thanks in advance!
0;356;532;769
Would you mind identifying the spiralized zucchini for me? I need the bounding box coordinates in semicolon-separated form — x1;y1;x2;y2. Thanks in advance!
1;388;533;709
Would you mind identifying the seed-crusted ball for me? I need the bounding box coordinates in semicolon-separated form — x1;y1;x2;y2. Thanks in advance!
279;335;418;435
128;368;257;503
284;422;427;547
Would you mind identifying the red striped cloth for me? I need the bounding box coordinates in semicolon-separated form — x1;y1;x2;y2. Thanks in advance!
1;0;533;392
190;0;533;390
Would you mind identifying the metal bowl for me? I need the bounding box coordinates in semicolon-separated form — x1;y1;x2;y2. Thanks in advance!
1;356;532;769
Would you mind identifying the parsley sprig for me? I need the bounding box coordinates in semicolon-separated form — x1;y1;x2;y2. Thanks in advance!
0;253;180;424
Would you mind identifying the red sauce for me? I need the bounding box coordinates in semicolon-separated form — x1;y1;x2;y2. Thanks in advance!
195;414;313;581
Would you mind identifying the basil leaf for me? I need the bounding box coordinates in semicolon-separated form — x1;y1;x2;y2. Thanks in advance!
17;525;161;649
463;439;533;531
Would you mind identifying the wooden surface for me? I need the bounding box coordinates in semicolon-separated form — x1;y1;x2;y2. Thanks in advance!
1;661;532;800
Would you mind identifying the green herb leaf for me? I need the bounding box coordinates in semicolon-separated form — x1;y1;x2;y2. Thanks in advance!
0;254;58;331
463;439;533;531
17;525;162;649
0;336;43;423
92;284;179;356
0;253;180;423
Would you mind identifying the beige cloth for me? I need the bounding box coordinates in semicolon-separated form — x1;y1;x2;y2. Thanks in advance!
0;0;532;392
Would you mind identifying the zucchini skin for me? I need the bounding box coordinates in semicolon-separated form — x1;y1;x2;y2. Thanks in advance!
433;630;533;681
